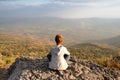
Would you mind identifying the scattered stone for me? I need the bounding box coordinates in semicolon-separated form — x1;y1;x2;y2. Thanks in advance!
7;57;120;80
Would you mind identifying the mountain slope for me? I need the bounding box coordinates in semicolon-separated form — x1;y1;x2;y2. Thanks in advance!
68;43;119;60
99;35;120;48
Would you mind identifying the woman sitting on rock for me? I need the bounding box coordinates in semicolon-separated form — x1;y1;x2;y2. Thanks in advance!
47;34;70;70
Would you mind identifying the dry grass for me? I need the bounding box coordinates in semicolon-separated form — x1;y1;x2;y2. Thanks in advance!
83;55;120;70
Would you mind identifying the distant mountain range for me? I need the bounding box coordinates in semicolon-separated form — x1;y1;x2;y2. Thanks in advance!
0;17;120;44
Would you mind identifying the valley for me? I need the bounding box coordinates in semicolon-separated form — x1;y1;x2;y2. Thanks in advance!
0;17;120;79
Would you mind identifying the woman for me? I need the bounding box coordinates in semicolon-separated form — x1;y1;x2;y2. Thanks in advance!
47;34;70;70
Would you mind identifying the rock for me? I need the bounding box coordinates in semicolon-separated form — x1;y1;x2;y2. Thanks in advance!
7;57;120;80
69;74;76;79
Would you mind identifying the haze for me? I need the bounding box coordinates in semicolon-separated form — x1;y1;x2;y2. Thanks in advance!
0;0;120;18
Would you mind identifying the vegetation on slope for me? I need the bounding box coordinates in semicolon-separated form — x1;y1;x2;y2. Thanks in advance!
99;35;120;48
0;33;51;66
0;33;120;79
68;43;120;70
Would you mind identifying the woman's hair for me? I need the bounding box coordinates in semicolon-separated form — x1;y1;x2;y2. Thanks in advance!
55;34;63;45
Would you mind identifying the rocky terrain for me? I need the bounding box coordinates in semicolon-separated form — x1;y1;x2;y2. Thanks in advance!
7;57;120;80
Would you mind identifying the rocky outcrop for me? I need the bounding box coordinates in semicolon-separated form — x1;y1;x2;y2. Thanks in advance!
7;57;120;80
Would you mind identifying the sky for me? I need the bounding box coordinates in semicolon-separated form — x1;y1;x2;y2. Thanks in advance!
0;0;120;18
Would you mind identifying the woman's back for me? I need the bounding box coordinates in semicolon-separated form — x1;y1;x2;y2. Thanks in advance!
48;45;70;70
47;34;70;70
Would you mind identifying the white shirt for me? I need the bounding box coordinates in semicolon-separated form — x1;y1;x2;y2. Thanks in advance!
48;45;70;70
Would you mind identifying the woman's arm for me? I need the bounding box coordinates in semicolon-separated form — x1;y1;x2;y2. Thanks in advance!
47;53;51;62
64;54;70;62
64;48;70;62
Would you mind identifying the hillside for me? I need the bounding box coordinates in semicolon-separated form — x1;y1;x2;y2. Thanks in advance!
99;35;120;48
68;43;120;60
68;43;120;70
0;33;120;68
0;33;52;67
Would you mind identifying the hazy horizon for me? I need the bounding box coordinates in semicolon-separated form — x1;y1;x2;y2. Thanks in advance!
0;17;120;45
0;0;120;18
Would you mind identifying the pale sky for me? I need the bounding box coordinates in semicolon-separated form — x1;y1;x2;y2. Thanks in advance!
0;0;120;18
